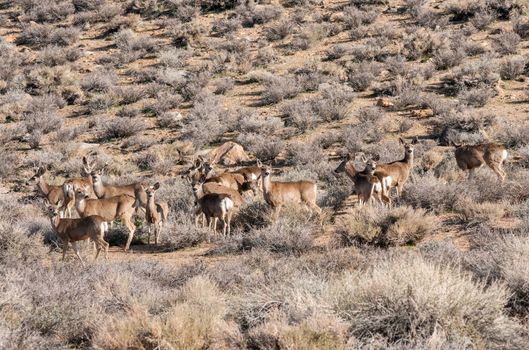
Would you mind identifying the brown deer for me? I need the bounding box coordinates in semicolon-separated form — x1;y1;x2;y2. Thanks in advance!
373;137;417;197
28;167;64;207
454;143;508;181
133;185;169;223
334;154;389;206
189;176;243;230
61;156;97;217
257;160;321;219
74;189;137;251
191;177;238;236
46;200;109;264
229;165;261;196
142;182;165;245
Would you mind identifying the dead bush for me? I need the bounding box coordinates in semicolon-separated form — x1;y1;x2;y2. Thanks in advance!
466;232;529;317
334;206;438;248
17;24;80;47
236;133;284;161
181;92;227;148
17;0;74;23
459;86;496;107
312;83;354;121
499;55;526;80
80;68;117;93
264;20;294;41
99;117;146;141
326;254;527;348
281;99;321;131
493;32;521;55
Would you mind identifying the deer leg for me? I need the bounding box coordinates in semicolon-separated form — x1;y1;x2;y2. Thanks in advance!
71;241;84;265
273;206;281;221
227;211;232;236
155;223;161;245
490;165;505;182
62;240;69;261
123;217;135;252
93;239;101;261
147;225;151;245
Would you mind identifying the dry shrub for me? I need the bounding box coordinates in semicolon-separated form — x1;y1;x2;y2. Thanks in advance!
236;133;284;161
214;205;321;256
499;55;526;80
466;233;529;317
334;206;438;248
455;198;505;226
401;173;465;213
181;92;228;148
326;254;527;348
313;83;354;121
248;312;348;350
281;99;321;131
134;144;181;174
99;117;146;141
493;32;521;55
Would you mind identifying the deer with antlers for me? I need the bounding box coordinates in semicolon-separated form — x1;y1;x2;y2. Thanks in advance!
46;200;109;264
334;153;389;206
257;160;321;220
74;189;137;251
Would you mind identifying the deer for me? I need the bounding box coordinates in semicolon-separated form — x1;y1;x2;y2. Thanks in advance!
257;160;321;220
46;200;109;264
334;153;389;206
74;189;137;251
141;182;165;245
229;165;262;196
454;143;508;181
195;181;237;237
372;137;417;197
61;156;97;217
188;176;243;231
28;167;65;208
133;185;169;224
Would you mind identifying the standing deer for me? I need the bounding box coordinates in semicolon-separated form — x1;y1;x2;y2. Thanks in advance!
373;137;417;197
454;143;508;181
334;154;389;206
61;156;97;217
257;160;321;220
142;183;165;245
191;177;238;236
47;200;109;264
74;189;137;251
28;167;64;207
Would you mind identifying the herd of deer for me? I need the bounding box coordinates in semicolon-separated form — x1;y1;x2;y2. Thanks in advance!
29;137;509;263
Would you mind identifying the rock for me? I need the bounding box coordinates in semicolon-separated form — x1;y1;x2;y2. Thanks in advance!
206;141;250;166
411;108;434;119
376;97;394;108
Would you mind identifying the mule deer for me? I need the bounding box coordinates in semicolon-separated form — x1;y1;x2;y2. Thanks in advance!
334;154;389;206
61;156;97;217
189;176;242;232
74;190;137;251
454;143;508;181
47;200;109;264
28;167;64;207
257;160;321;219
142;183;165;245
373;137;417;197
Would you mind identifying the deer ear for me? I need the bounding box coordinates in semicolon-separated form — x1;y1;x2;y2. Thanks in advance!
360;154;368;163
372;154;380;161
153;182;160;190
256;159;262;167
57;200;63;208
399;137;405;144
412;136;418;144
